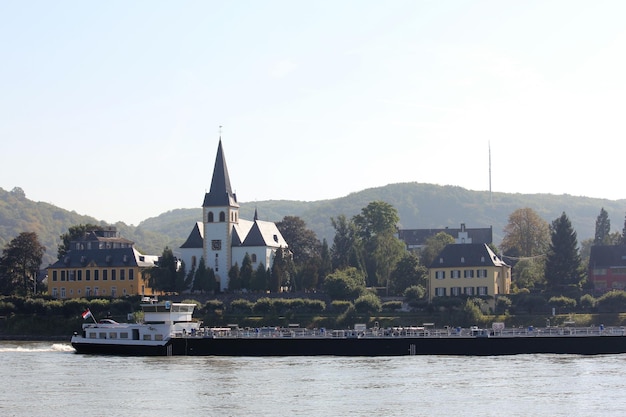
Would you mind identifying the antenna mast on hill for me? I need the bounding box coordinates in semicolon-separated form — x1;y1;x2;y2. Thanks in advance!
489;141;492;204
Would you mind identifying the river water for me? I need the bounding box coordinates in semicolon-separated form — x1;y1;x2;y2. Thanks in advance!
1;341;625;417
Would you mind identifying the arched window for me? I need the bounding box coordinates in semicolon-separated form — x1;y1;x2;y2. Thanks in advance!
208;212;214;222
219;211;226;222
251;254;257;263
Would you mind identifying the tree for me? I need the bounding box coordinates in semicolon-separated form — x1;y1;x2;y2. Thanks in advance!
57;224;104;260
330;214;362;271
420;232;455;267
251;263;268;291
192;257;210;293
500;208;550;257
545;212;583;293
270;247;294;292
594;208;611;245
323;267;366;300
228;263;241;291
353;201;403;287
622;212;626;245
275;216;321;266
148;247;178;292
389;252;427;296
240;253;253;290
0;232;45;296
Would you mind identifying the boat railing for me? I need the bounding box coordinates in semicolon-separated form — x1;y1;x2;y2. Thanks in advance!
175;325;626;339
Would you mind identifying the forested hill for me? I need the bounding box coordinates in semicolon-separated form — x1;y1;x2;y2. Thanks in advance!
2;183;626;267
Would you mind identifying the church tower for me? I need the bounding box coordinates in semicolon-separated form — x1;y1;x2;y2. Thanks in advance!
202;139;239;290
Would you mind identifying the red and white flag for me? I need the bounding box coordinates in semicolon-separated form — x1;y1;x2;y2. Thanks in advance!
81;309;92;320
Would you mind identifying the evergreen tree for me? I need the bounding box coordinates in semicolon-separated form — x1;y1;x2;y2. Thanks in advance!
594;207;611;245
330;214;360;271
621;212;626;245
545;212;583;293
192;257;210;293
228;263;241;291
251;263;268;291
148;247;178;292
317;238;333;288
0;232;45;296
240;253;253;290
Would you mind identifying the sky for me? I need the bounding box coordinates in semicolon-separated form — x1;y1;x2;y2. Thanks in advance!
2;1;626;226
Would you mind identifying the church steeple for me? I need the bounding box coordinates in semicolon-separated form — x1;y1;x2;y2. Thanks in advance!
202;139;238;208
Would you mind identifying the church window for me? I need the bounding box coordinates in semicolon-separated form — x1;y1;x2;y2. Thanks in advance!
211;240;222;250
208;212;214;222
219;211;226;222
251;254;257;263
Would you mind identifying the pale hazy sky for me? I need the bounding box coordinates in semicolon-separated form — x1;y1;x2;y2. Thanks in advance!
2;1;626;225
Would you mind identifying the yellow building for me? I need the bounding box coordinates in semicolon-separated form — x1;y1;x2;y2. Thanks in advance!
47;228;161;299
428;243;511;308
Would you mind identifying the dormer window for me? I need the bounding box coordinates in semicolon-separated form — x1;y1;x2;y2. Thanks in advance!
461;257;465;263
439;258;443;264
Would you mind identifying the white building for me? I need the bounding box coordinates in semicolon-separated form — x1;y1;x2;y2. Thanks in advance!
178;140;288;291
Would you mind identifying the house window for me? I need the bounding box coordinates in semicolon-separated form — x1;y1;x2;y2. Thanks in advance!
451;287;462;296
60;288;66;298
477;269;488;278
451;270;461;279
52;288;58;298
435;271;445;279
85;287;91;297
111;287;117;297
434;287;446;296
69;271;75;281
461;257;465;263
52;271;58;282
61;271;66;281
478;286;488;295
102;269;108;281
111;269;116;281
77;270;82;281
85;270;91;281
120;269;125;281
464;287;474;296
94;270;99;281
464;270;474;278
129;269;134;280
94;287;99;296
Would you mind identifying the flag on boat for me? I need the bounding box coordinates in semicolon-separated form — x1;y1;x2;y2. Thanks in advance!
82;309;92;320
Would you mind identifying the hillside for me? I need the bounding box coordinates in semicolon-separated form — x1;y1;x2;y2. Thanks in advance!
1;183;625;267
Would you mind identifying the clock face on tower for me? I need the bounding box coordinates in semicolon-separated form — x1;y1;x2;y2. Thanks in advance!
211;240;222;251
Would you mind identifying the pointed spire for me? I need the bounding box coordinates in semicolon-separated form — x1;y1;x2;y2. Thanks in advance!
254;207;258;221
202;139;239;207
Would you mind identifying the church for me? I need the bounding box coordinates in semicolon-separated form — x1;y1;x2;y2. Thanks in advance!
178;140;289;291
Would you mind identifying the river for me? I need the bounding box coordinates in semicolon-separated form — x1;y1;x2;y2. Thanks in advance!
0;341;625;416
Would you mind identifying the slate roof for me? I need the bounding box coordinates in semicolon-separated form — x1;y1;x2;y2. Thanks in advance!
49;247;157;269
202;139;239;208
180;222;204;249
589;245;626;268
240;220;288;248
429;243;508;269
399;226;493;247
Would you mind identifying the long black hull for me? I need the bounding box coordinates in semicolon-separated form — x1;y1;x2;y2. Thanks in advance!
73;334;626;357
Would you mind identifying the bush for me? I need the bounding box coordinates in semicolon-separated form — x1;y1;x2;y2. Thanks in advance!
597;290;626;313
403;285;425;301
330;300;353;312
252;297;275;314
382;301;402;312
548;296;577;313
0;300;16;315
579;294;597;311
323;268;366;300
230;299;254;314
354;293;382;314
